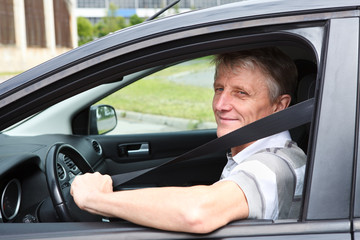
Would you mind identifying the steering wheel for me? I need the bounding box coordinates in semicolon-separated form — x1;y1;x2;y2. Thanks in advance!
45;143;102;222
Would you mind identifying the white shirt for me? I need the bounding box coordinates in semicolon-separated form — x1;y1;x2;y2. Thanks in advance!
221;131;291;179
220;130;306;219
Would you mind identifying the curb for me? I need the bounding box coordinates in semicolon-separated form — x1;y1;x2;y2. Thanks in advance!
116;110;216;130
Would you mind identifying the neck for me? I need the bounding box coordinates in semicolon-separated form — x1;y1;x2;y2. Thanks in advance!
231;141;255;156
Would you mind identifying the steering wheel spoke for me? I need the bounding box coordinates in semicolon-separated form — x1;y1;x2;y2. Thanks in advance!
45;143;101;222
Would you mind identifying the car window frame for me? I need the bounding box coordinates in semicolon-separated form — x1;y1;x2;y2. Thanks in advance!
303;17;359;221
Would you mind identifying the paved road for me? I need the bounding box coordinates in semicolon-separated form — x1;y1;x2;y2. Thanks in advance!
111;117;182;135
110;110;216;135
168;68;215;88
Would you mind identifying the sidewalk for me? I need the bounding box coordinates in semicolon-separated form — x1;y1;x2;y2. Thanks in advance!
112;110;216;134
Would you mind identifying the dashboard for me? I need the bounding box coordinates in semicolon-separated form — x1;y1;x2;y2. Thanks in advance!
1;178;21;221
0;133;104;223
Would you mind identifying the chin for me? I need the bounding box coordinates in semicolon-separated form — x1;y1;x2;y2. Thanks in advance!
217;128;233;138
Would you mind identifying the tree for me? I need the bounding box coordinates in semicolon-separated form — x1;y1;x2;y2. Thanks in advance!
129;14;144;26
94;3;126;38
77;3;144;44
77;17;94;46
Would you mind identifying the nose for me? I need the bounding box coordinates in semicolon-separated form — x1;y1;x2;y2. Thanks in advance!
213;91;232;112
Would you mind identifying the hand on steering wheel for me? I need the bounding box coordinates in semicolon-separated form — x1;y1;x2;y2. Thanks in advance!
45;143;102;222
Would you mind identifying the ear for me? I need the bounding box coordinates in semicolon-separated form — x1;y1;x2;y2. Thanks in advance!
273;94;291;112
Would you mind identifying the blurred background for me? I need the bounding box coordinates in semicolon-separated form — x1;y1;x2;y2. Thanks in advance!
0;0;241;82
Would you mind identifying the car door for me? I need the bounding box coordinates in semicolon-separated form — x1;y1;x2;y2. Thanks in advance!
88;16;358;240
76;13;357;240
351;16;360;240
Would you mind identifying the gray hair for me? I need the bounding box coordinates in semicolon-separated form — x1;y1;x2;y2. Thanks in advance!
213;47;298;102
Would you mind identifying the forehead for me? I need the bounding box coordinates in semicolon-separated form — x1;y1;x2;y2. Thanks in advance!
214;64;268;85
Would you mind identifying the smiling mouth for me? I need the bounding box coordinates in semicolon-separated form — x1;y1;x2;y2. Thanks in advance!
218;116;238;123
220;117;236;121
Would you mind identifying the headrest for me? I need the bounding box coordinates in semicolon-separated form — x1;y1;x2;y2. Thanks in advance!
294;59;316;103
297;73;316;103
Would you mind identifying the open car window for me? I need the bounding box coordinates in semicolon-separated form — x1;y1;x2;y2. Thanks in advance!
97;57;217;135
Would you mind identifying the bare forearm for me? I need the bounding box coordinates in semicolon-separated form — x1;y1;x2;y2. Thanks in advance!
79;182;248;233
83;186;208;232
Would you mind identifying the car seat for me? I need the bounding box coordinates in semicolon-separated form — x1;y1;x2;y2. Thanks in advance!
289;60;317;153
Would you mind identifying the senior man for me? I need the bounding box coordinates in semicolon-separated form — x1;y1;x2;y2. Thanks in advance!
70;47;306;234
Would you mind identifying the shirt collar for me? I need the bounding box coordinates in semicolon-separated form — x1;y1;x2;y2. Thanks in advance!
232;130;291;164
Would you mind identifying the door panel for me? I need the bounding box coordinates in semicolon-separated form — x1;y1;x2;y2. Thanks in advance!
94;129;227;188
0;220;351;239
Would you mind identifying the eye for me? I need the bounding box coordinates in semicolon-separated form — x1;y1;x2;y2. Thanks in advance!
214;87;224;93
238;90;248;95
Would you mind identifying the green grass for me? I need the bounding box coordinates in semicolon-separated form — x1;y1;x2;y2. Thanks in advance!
100;78;215;122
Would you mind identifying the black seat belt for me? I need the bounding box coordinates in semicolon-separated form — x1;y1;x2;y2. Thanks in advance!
111;98;314;187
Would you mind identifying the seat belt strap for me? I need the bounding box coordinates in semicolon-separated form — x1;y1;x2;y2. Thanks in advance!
111;98;314;187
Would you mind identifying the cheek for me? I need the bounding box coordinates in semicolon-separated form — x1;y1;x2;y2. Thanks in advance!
255;104;276;119
234;101;272;121
212;95;218;111
232;102;247;116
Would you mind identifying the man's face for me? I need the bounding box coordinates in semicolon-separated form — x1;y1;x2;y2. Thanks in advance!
212;66;277;138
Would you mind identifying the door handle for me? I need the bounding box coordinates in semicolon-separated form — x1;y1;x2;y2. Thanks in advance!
118;142;150;157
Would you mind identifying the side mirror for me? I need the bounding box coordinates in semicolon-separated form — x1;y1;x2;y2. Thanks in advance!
89;105;117;135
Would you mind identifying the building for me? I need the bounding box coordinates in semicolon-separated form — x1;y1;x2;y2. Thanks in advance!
76;0;241;24
0;0;77;73
0;0;240;75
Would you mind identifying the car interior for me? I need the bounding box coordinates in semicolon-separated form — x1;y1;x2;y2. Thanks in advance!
0;35;318;228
